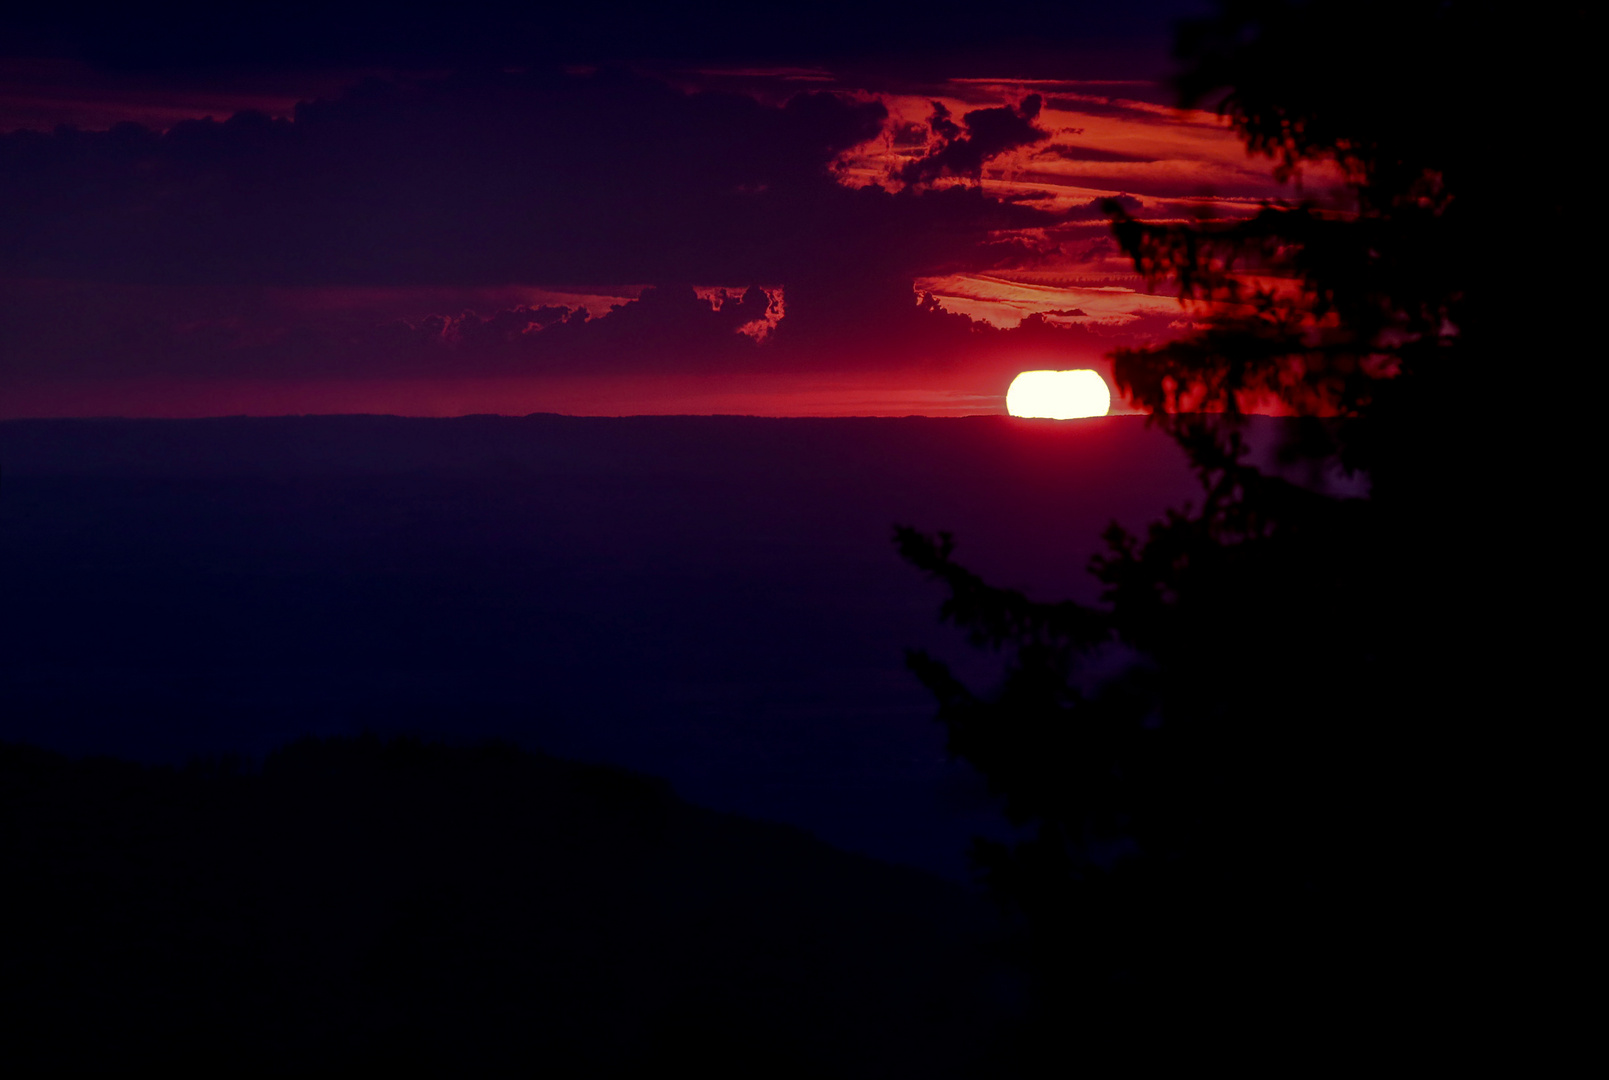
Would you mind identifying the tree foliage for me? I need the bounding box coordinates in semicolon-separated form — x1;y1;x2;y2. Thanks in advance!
898;0;1586;1048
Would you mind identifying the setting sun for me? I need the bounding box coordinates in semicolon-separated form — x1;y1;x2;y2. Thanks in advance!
1005;369;1111;419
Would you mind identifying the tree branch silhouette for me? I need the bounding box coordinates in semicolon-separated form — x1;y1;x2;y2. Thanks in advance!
895;0;1585;1053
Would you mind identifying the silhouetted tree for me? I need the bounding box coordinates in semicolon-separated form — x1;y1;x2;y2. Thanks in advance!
899;0;1587;1055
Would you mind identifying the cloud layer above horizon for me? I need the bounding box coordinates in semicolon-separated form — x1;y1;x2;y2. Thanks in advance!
0;4;1331;417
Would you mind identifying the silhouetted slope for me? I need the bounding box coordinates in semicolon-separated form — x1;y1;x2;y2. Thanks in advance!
0;735;1015;1075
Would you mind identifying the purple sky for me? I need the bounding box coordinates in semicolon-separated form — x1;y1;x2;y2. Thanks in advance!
1;1;1339;417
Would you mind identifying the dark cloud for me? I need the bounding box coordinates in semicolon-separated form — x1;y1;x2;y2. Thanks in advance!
1037;143;1158;163
1019;160;1282;200
0;68;1062;297
0;270;1155;395
890;121;929;149
0;64;1089;405
0;70;888;284
898;95;1050;185
1062;193;1145;220
0;6;1222;410
1043;95;1176;124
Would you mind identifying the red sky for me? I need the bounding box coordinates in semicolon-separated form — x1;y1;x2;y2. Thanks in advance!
0;7;1346;418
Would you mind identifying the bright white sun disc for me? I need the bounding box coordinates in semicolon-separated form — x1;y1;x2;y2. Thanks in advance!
1006;369;1111;419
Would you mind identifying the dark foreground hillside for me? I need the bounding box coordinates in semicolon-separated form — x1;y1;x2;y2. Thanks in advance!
0;736;1019;1076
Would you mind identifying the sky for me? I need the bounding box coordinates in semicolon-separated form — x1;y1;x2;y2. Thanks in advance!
0;1;1347;418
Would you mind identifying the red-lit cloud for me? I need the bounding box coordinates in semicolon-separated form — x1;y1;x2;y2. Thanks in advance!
0;55;1330;417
